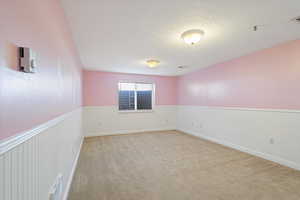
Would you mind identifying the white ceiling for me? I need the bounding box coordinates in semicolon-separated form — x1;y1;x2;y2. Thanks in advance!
61;0;300;76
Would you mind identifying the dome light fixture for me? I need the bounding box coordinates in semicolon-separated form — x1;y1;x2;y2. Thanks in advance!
181;29;205;45
146;59;160;68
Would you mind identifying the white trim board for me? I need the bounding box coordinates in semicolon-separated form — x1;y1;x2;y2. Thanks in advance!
177;105;300;113
85;128;176;138
62;137;83;200
178;129;300;171
83;105;178;109
0;108;82;155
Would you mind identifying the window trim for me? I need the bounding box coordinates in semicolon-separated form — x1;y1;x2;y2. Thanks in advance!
118;81;155;112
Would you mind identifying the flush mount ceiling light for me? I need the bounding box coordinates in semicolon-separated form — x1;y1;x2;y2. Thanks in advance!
146;59;160;68
181;29;205;45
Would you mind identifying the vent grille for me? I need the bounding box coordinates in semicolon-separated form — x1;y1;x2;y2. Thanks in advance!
178;65;188;69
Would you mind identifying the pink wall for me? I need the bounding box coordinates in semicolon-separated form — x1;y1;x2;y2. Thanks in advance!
2;1;299;141
0;0;82;140
83;70;177;106
178;40;300;109
83;39;300;109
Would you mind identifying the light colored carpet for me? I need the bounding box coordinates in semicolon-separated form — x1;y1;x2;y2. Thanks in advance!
68;130;300;200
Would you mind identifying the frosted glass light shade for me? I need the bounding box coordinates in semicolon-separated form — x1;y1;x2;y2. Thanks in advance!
181;29;205;45
146;60;160;68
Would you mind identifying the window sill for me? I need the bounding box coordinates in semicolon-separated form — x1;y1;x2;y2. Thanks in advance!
118;110;154;113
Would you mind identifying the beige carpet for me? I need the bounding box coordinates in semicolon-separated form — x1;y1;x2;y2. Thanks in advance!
68;130;300;200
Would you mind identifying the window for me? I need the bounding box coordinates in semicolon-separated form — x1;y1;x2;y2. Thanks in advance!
118;82;154;111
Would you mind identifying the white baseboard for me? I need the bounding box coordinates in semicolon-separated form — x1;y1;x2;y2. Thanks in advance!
178;129;300;171
85;128;176;138
62;137;84;200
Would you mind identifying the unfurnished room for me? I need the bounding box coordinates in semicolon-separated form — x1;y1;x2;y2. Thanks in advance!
1;0;300;200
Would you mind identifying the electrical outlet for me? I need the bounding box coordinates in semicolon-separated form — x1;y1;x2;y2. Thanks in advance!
269;138;274;144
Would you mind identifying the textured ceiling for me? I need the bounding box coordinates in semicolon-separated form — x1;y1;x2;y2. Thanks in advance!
61;0;300;76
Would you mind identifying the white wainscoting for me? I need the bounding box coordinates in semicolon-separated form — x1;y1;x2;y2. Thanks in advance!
83;106;177;137
0;108;83;200
177;106;300;171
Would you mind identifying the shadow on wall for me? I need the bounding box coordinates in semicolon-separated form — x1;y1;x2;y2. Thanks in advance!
1;41;19;71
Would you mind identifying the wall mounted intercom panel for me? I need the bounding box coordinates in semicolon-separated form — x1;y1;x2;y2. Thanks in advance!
19;47;36;73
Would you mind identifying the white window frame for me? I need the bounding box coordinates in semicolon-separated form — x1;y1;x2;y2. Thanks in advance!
118;82;155;113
